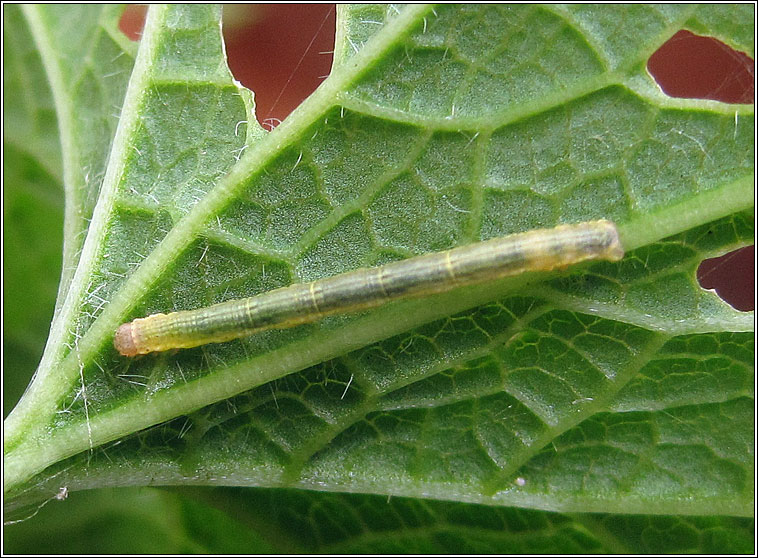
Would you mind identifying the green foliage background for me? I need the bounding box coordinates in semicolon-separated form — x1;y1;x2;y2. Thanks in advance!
3;4;754;553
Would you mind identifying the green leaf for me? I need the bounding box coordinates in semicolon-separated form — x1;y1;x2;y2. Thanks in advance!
3;5;136;409
4;3;753;549
6;5;137;296
3;487;275;554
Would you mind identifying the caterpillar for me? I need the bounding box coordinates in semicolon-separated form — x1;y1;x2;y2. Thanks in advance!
114;220;623;356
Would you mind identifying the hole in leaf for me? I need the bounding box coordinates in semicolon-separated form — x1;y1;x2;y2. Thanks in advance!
223;4;336;129
647;30;754;103
118;5;336;128
697;246;754;311
649;31;754;312
119;5;146;41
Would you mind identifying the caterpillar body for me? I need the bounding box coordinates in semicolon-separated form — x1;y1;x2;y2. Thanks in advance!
114;220;623;356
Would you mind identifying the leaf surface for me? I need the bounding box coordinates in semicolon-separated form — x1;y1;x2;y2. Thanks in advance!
4;4;753;530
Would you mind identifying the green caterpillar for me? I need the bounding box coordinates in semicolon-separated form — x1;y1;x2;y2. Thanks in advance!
115;220;623;356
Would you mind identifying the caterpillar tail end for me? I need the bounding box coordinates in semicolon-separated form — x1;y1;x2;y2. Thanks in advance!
114;322;140;356
598;220;625;261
